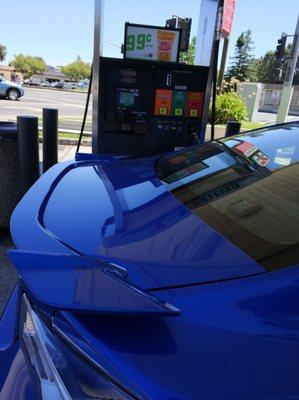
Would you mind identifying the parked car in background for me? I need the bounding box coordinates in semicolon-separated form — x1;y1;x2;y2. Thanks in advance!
0;76;24;100
40;81;51;88
78;79;89;88
51;81;64;89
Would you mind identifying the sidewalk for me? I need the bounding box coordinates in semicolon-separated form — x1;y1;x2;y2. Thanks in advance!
254;112;299;124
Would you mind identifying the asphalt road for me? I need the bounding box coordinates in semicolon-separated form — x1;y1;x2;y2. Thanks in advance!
0;87;92;131
1;87;298;132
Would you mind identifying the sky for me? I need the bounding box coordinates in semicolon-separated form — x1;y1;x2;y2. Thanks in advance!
1;0;298;67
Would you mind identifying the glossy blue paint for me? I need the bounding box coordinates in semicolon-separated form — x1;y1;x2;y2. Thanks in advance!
2;122;299;399
12;155;264;290
52;265;299;399
8;250;180;316
0;346;36;400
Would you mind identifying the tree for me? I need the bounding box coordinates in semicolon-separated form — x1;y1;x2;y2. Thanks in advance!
226;30;255;81
61;59;91;81
255;44;299;84
179;37;196;65
0;44;7;62
10;54;47;79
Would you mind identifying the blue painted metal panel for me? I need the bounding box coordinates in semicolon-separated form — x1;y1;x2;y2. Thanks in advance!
3;123;299;400
8;250;180;316
53;265;299;400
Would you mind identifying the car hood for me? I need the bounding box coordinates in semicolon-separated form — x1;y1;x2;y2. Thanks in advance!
11;155;264;290
5;80;22;88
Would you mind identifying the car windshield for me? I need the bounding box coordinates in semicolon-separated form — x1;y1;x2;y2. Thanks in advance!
156;125;299;271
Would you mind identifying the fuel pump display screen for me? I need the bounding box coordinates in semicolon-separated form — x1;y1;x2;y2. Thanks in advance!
98;57;209;155
116;88;140;108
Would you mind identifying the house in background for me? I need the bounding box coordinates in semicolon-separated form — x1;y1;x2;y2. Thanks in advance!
0;65;23;83
30;65;68;85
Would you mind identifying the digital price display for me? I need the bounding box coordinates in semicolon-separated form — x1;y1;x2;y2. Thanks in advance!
154;89;204;118
124;23;181;62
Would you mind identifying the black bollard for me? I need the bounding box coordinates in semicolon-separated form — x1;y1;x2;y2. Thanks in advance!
225;121;241;138
43;108;58;173
17;116;40;196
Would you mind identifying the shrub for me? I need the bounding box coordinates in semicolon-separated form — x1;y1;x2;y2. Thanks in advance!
214;92;247;124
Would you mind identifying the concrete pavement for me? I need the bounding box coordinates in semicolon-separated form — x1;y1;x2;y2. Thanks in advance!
254;111;299;124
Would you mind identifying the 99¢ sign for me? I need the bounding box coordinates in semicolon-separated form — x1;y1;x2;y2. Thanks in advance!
125;24;180;62
126;33;152;52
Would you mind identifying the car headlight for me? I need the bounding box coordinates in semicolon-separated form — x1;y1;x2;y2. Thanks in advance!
20;294;135;400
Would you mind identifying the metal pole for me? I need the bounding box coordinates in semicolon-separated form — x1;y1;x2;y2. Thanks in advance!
17;116;40;196
211;38;220;141
276;15;299;123
210;3;223;141
42;108;58;173
92;0;104;154
217;36;229;93
197;0;220;143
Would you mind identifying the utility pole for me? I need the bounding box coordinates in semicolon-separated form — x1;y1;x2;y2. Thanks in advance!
276;15;299;123
217;36;230;92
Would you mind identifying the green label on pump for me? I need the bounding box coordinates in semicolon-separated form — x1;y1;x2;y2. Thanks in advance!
171;90;187;117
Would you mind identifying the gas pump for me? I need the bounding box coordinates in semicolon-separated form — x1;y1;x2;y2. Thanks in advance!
88;0;222;157
97;57;209;155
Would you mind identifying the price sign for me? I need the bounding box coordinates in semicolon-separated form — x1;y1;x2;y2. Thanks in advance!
221;0;236;37
124;23;181;62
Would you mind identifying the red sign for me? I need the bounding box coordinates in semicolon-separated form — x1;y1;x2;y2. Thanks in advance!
221;0;236;37
186;92;204;118
154;89;173;116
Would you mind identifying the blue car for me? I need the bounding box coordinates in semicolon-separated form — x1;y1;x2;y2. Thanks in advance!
0;76;24;100
1;122;299;400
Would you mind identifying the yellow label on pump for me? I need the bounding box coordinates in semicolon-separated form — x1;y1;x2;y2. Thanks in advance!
175;108;183;116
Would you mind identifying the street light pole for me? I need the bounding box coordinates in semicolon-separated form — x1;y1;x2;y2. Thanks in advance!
276;15;299;123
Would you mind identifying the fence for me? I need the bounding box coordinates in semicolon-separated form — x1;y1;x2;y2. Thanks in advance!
259;84;299;115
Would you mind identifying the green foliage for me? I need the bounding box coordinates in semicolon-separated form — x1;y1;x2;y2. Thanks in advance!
179;36;196;65
214;92;247;124
253;44;299;84
0;44;7;62
226;30;255;81
61;59;91;81
10;54;46;78
222;77;240;93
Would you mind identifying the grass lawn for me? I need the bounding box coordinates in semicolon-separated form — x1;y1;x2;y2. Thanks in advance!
241;121;266;130
39;131;89;140
213;121;266;130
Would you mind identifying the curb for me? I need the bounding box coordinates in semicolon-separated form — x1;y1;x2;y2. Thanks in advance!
38;137;91;147
23;86;88;94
